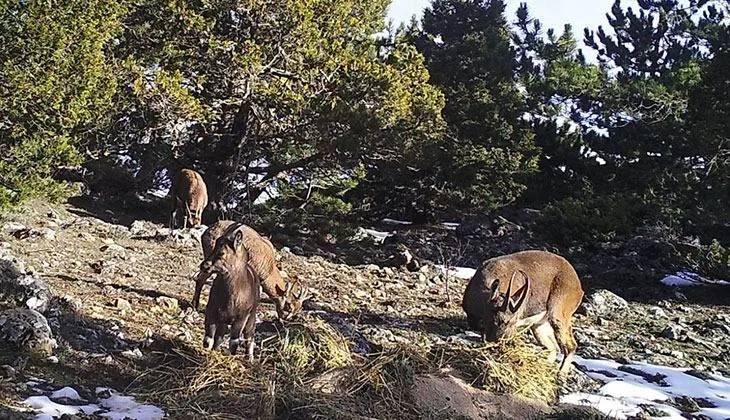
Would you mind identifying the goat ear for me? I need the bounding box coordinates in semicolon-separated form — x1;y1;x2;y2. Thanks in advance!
233;230;244;250
489;280;500;299
509;270;531;313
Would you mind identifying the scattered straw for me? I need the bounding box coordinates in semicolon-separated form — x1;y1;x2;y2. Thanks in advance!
134;315;559;418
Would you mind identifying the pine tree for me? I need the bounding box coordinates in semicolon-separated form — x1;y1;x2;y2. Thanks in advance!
0;0;125;209
404;0;539;217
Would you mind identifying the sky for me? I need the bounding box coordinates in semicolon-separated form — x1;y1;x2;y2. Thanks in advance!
387;0;639;58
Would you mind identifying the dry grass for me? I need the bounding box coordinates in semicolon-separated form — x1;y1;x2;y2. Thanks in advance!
440;334;559;402
135;316;558;419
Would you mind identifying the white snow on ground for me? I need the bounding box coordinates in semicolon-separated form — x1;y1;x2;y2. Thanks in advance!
661;271;730;287
561;356;730;419
381;218;413;225
97;388;165;420
21;385;164;420
49;387;82;400
23;396;99;418
436;265;476;279
441;222;460;230
357;227;394;243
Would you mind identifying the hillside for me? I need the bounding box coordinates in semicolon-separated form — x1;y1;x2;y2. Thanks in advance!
0;199;728;419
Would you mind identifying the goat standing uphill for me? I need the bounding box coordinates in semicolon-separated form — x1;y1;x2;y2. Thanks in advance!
170;168;208;229
194;220;309;320
199;226;260;360
462;250;584;374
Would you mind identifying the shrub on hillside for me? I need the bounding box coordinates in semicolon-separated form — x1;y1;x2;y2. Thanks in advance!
537;194;652;245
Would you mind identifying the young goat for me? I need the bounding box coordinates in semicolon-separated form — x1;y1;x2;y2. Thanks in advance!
193;220;309;320
170;168;208;229
199;226;259;360
462;250;584;374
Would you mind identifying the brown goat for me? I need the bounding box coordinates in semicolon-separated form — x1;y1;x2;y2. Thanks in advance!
199;226;260;360
193;220;309;320
462;250;584;374
170;169;208;229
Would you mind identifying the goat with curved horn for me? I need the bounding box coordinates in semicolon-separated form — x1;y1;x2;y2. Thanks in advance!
462;251;584;375
195;220;308;321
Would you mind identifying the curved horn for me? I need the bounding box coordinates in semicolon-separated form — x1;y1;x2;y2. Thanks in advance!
509;270;531;312
502;271;517;311
284;281;294;298
297;284;311;302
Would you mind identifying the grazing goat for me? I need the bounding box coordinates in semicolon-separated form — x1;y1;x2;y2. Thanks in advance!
194;220;309;320
170;168;208;229
199;226;260;360
462;250;584;374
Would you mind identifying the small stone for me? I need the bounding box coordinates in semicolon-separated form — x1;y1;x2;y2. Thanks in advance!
0;308;57;357
38;228;56;241
383;267;394;277
583;289;629;317
77;232;95;241
46;356;59;364
121;348;144;360
129;220;149;236
662;324;685;340
648;306;667;317
0;365;16;379
2;222;27;235
114;298;132;312
156;296;179;312
101;243;126;254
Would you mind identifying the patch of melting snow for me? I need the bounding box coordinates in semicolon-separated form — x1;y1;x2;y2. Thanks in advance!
50;387;81;400
436;265;476;280
357;227;393;243
21;384;164;420
441;222;460;230
23;396;100;418
661;271;730;287
97;387;165;420
381;218;413;225
561;356;730;419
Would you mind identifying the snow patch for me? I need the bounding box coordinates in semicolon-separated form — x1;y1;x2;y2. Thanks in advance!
441;222;460;230
23;396;99;418
50;387;81;401
21;384;164;420
561;357;730;419
661;271;730;287
97;388;165;420
381;218;413;226
357;228;393;243
436;265;476;280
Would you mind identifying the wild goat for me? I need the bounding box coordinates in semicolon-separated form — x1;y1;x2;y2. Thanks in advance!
462;250;584;374
199;226;260;360
170;168;208;229
194;220;309;320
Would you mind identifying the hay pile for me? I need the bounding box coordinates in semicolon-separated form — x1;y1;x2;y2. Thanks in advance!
138;316;558;419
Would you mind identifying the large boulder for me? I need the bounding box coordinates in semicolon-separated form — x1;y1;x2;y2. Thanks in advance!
0;250;53;313
411;373;551;419
0;308;57;357
581;289;629;317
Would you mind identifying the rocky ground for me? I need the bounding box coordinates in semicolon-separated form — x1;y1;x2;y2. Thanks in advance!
0;199;728;419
